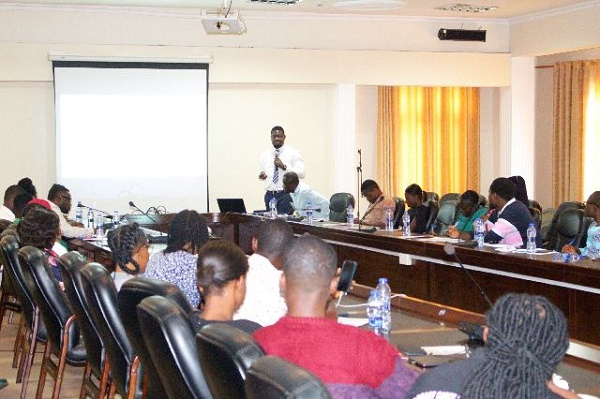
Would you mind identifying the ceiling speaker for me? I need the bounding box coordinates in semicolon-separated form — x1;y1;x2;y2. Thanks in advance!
438;28;486;42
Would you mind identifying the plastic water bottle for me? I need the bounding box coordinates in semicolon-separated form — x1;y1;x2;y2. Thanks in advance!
306;202;313;224
269;197;277;219
376;277;392;334
402;211;411;237
385;207;394;231
474;218;485;249
113;210;120;227
346;204;354;227
75;201;83;224
367;290;383;335
87;209;95;229
527;223;537;253
96;215;104;237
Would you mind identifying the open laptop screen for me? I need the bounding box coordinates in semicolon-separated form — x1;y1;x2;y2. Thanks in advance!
217;198;247;213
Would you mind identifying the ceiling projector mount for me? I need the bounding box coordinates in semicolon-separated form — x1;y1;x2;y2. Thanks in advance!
201;0;246;35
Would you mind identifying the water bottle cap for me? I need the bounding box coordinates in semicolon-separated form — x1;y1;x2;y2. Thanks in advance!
529;222;535;227
378;277;388;284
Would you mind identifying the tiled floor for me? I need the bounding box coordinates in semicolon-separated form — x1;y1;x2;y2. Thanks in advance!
0;312;85;398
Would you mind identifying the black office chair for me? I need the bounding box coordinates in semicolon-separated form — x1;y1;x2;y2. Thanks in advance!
118;277;194;399
529;199;542;214
478;194;488;207
424;201;439;233
60;253;110;399
425;191;439;203
439;193;460;204
545;208;585;251
329;193;355;222
0;239;21;334
431;200;458;235
529;206;542;230
540;207;555;243
245;356;332;399
196;323;265;399
80;262;142;399
392;197;405;229
0;236;46;399
137;295;213;399
18;245;87;399
544;201;585;248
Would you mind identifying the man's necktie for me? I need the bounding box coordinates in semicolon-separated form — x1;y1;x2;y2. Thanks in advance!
273;149;280;184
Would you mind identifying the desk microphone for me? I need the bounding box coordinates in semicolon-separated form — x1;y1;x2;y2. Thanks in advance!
296;208;322;212
128;201;165;236
358;196;384;233
77;203;112;218
444;242;493;308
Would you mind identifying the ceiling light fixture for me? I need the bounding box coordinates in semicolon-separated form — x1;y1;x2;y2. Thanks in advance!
436;3;498;13
201;0;246;35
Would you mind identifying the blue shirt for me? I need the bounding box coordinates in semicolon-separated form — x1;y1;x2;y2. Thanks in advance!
290;181;330;219
581;221;600;257
145;250;200;308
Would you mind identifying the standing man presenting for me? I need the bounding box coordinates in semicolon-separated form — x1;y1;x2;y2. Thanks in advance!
258;126;305;215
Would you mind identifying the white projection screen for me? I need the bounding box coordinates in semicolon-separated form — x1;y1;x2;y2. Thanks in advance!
53;61;209;217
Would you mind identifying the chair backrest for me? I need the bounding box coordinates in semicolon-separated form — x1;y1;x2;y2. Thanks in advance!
60;254;106;387
540;207;555;242
544;201;585;249
439;193;460;204
529;206;542;230
328;193;354;222
392;197;405;229
478;194;488;207
245;356;331;399
547;208;585;251
425;191;439;203
118;277;194;399
0;219;11;233
424;201;439;233
529;199;542;214
431;200;458;235
18;245;81;354
137;295;213;399
80;262;140;398
196;323;265;399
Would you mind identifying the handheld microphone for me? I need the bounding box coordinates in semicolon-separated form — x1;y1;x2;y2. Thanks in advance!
444;242;493;308
128;201;165;236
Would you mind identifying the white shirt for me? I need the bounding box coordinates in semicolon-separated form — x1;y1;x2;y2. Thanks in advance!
258;144;305;191
234;253;287;327
48;200;93;238
0;205;15;221
290;181;330;219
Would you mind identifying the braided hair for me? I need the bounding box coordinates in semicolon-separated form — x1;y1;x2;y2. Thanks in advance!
463;293;569;399
164;209;209;255
107;223;148;275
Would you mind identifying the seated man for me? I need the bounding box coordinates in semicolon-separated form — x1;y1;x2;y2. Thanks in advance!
405;184;430;233
447;190;488;240
234;218;293;326
562;190;600;257
47;184;93;238
282;172;330;219
360;179;396;228
407;293;574;399
0;184;25;221
254;235;418;398
484;177;540;247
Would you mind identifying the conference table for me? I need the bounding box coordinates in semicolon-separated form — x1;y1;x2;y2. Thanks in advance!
66;212;600;365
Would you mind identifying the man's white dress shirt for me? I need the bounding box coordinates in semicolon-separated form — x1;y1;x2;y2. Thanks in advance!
259;144;305;191
234;253;287;327
48;200;93;238
0;205;15;221
290;181;330;219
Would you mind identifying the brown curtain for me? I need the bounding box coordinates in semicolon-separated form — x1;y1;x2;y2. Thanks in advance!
553;60;600;205
377;86;480;198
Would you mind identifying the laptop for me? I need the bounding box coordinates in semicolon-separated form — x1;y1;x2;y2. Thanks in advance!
217;198;247;213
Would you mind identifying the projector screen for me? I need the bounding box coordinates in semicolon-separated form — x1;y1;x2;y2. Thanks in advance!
53;61;209;217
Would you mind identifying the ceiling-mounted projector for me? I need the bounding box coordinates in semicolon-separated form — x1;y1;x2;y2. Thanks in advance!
201;10;246;35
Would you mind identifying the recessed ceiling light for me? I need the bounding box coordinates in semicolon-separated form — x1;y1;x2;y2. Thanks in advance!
436;3;498;13
333;0;406;11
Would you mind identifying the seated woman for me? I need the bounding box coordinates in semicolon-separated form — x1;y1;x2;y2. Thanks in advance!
405;184;429;233
17;205;63;283
562;191;600;258
447;190;489;240
106;223;149;290
144;210;209;308
190;240;261;334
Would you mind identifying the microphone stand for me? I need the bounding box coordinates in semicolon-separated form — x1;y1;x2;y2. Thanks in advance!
129;201;165;236
356;149;363;221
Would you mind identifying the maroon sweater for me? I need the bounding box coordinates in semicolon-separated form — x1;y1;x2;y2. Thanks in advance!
254;316;418;396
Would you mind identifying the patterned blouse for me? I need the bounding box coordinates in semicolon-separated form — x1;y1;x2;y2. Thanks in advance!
144;250;200;308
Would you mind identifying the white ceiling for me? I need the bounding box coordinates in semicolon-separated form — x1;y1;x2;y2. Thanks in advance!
1;0;596;19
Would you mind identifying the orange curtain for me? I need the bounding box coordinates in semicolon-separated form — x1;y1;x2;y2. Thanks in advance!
377;86;480;198
553;60;600;205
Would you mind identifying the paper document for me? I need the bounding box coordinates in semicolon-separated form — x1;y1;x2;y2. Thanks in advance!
337;317;368;327
420;345;467;356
